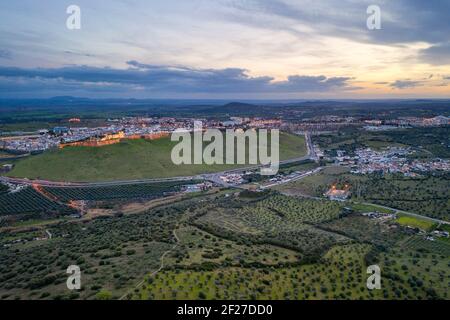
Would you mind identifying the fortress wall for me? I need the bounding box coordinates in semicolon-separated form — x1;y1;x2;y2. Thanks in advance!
59;132;169;149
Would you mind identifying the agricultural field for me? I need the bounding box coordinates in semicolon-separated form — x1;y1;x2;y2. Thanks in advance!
320;215;405;248
43;181;193;202
0;181;195;221
0;183;8;194
276;168;450;221
400;236;450;256
134;243;449;300
0;188;448;300
245;195;344;224
0;186;77;218
349;203;395;214
358;174;450;221
165;225;300;268
192;193;349;260
378;241;450;300
135;244;374;300
396;215;436;231
5;132;306;182
0;199;191;300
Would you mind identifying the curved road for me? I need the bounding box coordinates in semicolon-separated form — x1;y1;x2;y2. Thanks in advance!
1;132;314;188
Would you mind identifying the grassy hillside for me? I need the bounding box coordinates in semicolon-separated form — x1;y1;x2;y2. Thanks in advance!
6;132;306;182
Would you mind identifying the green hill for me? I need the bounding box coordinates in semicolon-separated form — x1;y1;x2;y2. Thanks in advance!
6;132;306;182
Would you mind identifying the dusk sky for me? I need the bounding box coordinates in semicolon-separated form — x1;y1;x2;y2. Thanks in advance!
0;0;449;99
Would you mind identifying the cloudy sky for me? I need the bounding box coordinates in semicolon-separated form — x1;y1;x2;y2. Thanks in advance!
0;0;449;99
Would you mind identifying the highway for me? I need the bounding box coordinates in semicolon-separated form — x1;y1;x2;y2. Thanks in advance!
0;175;199;188
1;132;315;188
260;167;324;189
3;130;448;227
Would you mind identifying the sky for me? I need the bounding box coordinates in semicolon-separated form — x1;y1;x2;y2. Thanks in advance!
0;0;449;99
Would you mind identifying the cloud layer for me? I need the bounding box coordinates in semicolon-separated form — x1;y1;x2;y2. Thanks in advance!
0;0;449;98
419;43;450;66
225;0;450;49
0;61;355;97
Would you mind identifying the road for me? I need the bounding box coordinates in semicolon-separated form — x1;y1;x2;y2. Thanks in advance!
1;132;315;188
0;175;199;188
3;130;447;227
358;201;450;225
260;167;324;189
201;131;315;187
303;131;317;161
262;171;450;226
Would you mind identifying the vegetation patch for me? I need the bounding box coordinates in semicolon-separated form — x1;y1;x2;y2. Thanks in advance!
396;215;436;231
6;133;306;182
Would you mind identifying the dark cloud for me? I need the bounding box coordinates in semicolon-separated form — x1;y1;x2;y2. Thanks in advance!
390;80;423;89
389;74;450;89
64;51;95;58
0;50;12;60
226;0;450;44
224;0;450;64
368;0;450;45
418;43;450;65
0;62;356;97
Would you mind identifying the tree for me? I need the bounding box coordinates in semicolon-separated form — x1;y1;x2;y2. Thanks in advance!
96;289;112;300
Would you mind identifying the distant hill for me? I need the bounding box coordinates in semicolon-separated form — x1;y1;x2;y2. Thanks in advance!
1;98;449;120
222;102;260;109
197;102;278;116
